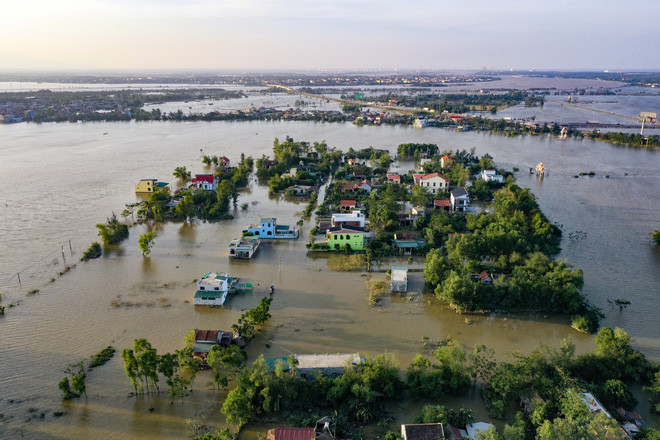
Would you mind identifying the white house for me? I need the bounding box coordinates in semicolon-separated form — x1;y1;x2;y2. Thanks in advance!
331;210;366;228
416;173;449;194
481;169;504;183
450;188;470;212
391;267;408;292
194;272;232;306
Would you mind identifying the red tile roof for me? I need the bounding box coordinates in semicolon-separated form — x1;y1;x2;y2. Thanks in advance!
270;427;315;440
340;200;357;206
434;200;451;207
195;330;219;342
420;173;449;182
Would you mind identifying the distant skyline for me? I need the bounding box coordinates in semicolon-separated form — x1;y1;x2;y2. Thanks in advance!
2;0;659;71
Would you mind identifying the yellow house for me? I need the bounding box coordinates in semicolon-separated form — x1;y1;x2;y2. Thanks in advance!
135;179;170;193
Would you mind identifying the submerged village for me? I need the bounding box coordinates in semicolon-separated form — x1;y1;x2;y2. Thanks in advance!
39;136;659;440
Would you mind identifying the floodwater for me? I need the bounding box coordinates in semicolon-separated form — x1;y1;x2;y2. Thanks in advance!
0;120;659;438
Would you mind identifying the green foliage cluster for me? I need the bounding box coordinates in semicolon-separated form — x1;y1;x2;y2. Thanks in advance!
484;328;654;427
396;143;439;159
651;230;660;244
58;362;86;400
121;338;201;399
232;297;273;339
414;404;474;427
173;166;192;181
89;346;116;368
221;354;403;429
423;183;596;319
81;242;102;261
406;339;472;398
95;213;129;246
138;231;157;256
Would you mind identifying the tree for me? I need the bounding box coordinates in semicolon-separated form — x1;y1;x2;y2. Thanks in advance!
122;349;140;394
651;230;660;244
58;377;75;400
71;373;86;398
423;248;451;287
133;338;160;393
96;213;129;246
175;193;196;221
207;345;246;389
411;185;431;207
192;430;235;440
138;231;157;256
173;166;192;181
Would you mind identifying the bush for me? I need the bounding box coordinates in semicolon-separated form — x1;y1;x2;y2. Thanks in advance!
96;213;129;246
81;242;102;261
90;346;116;368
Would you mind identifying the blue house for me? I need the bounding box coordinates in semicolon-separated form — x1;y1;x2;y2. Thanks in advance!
244;218;298;239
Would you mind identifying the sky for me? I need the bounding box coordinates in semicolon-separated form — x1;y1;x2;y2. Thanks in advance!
1;0;659;71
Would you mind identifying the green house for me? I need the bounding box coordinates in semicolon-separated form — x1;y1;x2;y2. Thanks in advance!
325;225;365;250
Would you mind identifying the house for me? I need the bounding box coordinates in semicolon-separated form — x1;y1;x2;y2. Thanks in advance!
387;174;401;184
441;155;454;168
192;329;233;360
413;118;428;128
218;156;231;169
325;225;365;250
191;174;216;191
244;218;299;239
265;353;363;379
347;158;363;166
194;329;233;347
418;158;432;171
434;199;451;211
331;210;366;228
266;427;315;440
282;167;298;178
411;206;427;217
479;271;493;284
578;392;635;438
357;179;372;194
466;423;495;440
339;200;357;212
286;185;317;196
228;237;260;259
450;188;470;212
416;173;449;194
392;233;426;255
135;179;170;193
401;423;445;440
391;267;408;292
194;272;233;306
481;169;504;183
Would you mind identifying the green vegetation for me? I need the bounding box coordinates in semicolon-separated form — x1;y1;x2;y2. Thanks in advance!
173;166;192;181
81;242;102;261
58;361;86;400
89;346;116;368
232;297;272;339
96;213;129;246
651;230;660;244
423;183;601;327
396;143;438;159
414;404;474;427
221;353;403;429
138;231;157;256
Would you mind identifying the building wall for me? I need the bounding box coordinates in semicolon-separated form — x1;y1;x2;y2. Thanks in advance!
327;232;364;250
135;180;155;193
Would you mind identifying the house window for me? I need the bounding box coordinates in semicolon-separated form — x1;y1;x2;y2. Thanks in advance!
255;231;259;236
215;287;219;291
199;287;205;290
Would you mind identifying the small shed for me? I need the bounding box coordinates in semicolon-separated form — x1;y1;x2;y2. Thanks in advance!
391;267;408;292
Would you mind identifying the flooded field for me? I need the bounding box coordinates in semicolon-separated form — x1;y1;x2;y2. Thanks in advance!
1;120;659;438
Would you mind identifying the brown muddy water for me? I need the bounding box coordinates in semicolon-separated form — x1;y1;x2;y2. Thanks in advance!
0;120;659;438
